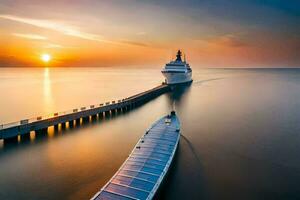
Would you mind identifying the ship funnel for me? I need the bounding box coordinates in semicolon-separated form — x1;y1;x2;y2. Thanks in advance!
175;50;182;62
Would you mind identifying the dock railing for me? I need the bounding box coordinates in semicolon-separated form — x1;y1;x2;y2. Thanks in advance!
0;99;124;130
0;84;170;131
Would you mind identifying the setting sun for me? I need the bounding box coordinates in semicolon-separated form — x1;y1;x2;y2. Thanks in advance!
41;54;51;63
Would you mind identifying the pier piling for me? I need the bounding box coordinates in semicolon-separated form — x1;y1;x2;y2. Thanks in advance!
3;135;18;144
20;132;30;140
91;115;97;121
76;118;81;126
61;123;66;129
82;116;89;123
104;111;110;117
69;120;74;128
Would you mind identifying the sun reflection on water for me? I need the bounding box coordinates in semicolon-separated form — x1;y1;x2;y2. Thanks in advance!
43;68;54;113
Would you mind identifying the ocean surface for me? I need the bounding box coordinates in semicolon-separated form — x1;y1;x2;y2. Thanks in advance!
0;67;300;200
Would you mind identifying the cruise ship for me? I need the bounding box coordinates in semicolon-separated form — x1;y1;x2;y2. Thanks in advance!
162;50;192;85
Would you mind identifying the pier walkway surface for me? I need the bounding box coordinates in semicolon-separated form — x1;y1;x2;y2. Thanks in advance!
0;84;170;143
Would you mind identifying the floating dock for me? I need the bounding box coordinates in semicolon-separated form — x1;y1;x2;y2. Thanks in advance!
0;84;170;143
92;111;180;200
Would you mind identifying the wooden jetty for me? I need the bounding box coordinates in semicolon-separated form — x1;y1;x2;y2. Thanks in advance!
92;111;180;200
0;84;170;143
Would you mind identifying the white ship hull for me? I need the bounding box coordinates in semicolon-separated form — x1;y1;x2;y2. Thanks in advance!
162;71;192;85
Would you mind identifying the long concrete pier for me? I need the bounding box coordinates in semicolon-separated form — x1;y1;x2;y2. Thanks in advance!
0;84;170;143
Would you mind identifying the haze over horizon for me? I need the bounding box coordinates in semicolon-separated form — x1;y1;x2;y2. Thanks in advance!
1;0;299;68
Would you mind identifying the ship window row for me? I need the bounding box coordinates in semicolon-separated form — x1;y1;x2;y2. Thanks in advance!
164;68;186;71
166;64;187;67
164;68;187;71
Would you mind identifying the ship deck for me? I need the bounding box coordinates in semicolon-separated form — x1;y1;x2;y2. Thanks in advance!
92;112;180;200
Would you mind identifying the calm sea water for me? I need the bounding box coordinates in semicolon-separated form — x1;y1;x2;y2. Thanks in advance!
0;67;300;200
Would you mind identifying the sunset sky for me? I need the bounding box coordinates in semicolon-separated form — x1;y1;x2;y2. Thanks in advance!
0;0;299;68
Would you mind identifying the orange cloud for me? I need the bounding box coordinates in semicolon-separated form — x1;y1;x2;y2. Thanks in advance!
12;33;47;40
0;15;108;42
189;32;300;67
0;15;154;48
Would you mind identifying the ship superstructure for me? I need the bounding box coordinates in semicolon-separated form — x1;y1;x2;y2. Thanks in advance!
161;50;192;85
